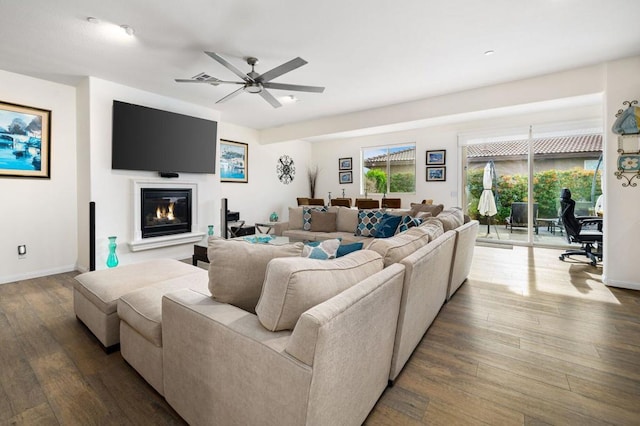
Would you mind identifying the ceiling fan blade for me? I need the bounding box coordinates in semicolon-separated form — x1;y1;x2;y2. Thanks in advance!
257;57;307;82
262;82;325;93
216;87;244;104
205;52;254;82
259;89;282;108
175;78;244;85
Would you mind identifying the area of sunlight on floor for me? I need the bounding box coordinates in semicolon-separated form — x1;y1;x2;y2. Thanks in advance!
470;245;619;304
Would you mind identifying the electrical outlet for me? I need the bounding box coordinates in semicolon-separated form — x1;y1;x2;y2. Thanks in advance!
18;245;27;258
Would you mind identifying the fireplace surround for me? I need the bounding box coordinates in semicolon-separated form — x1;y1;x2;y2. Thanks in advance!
130;180;204;251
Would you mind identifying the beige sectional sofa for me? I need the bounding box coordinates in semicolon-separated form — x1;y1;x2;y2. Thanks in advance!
73;204;478;425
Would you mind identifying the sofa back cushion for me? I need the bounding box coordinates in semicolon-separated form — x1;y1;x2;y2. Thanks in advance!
208;239;304;312
366;227;430;267
417;218;445;241
336;206;359;233
434;207;465;232
288;207;304;230
256;250;384;331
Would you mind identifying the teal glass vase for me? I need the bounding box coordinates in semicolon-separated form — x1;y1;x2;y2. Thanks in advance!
106;236;119;268
208;225;214;236
269;212;279;222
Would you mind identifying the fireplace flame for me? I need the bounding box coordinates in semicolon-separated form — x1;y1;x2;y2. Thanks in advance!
155;202;175;220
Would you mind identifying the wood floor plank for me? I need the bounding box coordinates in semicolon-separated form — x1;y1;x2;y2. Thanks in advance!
3;402;59;426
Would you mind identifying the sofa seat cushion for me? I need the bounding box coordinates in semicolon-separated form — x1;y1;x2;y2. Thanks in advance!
208;239;304;313
367;227;431;267
256;250;384;331
74;259;202;315
117;270;209;347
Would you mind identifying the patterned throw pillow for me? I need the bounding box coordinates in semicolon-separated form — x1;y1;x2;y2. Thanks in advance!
355;209;385;237
302;238;341;259
396;215;423;233
375;213;403;238
302;206;327;231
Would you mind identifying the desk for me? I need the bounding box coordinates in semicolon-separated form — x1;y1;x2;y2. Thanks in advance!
255;222;279;234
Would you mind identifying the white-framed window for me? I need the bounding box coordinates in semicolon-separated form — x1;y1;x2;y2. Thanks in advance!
361;143;416;194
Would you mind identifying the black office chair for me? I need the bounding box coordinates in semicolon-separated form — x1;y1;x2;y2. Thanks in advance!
558;188;603;266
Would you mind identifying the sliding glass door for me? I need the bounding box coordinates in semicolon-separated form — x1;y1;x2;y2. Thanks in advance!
461;124;603;247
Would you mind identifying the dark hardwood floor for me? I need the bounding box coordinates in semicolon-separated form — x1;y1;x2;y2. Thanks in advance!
1;246;638;425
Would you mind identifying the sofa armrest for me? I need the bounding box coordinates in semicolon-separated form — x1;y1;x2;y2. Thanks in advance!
285;263;405;425
273;221;289;236
161;289;311;426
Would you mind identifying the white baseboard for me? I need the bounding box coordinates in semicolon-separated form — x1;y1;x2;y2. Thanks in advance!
603;275;640;291
0;264;77;285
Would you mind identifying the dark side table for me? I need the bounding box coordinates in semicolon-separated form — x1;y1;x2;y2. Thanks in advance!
192;242;208;266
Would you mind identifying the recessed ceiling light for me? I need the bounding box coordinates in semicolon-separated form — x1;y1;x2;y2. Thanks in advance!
87;17;100;24
484;50;495;56
280;95;299;104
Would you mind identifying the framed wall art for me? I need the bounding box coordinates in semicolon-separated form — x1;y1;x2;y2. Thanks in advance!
426;149;446;166
339;157;352;170
339;171;353;184
0;101;51;179
220;139;248;183
426;166;446;182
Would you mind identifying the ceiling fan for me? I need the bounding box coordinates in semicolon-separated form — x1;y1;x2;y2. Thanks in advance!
175;52;325;108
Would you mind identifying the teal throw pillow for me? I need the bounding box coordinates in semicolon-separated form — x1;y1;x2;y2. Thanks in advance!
397;215;423;233
302;206;327;231
336;242;364;257
376;213;403;238
355;209;385;237
302;238;341;259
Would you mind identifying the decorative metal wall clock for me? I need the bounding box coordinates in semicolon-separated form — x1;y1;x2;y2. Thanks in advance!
277;155;295;184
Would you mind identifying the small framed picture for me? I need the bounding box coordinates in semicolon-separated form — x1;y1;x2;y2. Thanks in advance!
339;171;353;184
426;166;446;181
426;150;446;165
339;157;352;170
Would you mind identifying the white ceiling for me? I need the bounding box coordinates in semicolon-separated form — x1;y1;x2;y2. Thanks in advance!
1;1;639;130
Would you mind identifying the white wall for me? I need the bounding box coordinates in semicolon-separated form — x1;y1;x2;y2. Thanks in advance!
0;70;77;284
312;103;603;210
218;122;311;226
603;56;640;290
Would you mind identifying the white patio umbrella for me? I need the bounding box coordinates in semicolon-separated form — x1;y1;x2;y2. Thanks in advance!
478;161;498;236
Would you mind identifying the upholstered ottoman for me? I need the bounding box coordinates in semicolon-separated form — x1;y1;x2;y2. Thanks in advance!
73;259;204;350
117;271;209;395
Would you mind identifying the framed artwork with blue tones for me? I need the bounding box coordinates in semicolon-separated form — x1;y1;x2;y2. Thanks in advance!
220;139;248;183
426;149;446;165
0;101;51;179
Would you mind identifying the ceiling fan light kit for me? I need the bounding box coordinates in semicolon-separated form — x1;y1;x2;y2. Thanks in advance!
176;52;324;108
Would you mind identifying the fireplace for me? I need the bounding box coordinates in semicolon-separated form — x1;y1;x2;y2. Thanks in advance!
141;188;192;238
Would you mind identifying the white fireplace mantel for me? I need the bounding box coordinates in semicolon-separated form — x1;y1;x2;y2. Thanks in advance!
129;179;204;252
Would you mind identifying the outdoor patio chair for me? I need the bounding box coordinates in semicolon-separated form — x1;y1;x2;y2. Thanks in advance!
506;202;539;234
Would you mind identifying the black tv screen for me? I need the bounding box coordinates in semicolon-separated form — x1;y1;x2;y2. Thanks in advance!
112;100;217;174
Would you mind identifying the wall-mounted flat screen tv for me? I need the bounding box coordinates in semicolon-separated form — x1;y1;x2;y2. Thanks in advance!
112;100;217;174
